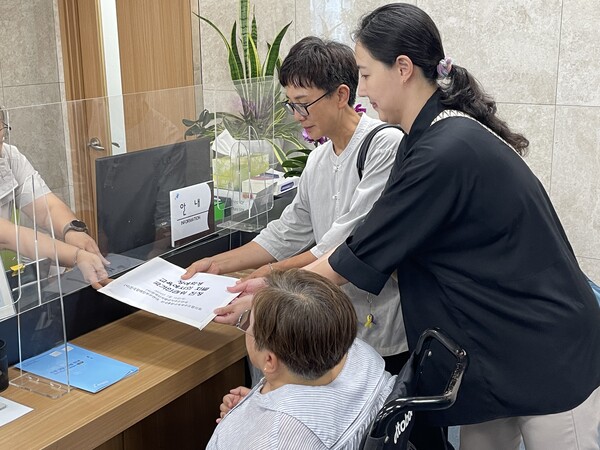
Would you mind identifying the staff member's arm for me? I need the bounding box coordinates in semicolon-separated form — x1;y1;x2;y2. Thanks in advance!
23;193;108;264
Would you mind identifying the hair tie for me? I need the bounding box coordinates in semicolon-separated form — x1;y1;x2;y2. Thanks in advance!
437;57;453;78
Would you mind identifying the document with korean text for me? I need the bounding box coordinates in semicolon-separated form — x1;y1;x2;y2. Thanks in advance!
99;257;240;330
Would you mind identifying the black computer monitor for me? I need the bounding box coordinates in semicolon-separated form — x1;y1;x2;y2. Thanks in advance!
95;138;213;257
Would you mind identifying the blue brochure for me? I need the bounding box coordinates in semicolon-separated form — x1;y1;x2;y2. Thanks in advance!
16;344;139;393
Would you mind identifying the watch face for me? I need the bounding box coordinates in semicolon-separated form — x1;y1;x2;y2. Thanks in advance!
71;220;88;231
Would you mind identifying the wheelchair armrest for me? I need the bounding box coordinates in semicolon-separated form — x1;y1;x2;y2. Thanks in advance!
370;328;468;440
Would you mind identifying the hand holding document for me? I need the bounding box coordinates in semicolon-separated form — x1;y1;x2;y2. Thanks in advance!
99;257;241;330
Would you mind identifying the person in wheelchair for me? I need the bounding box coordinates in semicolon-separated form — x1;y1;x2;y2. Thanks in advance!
206;269;396;450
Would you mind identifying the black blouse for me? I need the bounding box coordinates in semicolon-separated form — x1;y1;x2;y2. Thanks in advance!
330;91;600;425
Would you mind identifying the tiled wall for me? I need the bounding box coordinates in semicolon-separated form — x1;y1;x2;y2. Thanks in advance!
198;0;600;280
0;0;597;280
0;0;71;205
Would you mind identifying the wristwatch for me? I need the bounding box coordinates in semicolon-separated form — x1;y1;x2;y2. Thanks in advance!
63;219;88;237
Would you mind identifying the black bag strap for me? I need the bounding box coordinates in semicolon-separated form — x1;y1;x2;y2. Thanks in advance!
356;124;403;180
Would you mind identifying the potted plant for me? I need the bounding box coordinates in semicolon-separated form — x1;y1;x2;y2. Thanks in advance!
184;0;308;185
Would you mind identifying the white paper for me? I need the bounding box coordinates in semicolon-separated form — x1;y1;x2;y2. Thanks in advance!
98;257;240;330
0;396;33;427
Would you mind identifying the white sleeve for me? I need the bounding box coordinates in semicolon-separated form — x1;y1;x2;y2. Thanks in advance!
4;144;51;208
311;129;403;258
252;160;316;261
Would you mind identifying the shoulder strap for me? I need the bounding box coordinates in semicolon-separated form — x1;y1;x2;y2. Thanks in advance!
356;124;403;180
431;109;521;157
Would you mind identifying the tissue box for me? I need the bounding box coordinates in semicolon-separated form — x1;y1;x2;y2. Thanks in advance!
241;170;299;196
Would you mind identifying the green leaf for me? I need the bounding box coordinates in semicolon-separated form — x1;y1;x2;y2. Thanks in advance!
197;14;244;80
267;138;287;166
282;159;306;168
290;155;308;164
247;35;261;79
229;22;245;80
240;0;250;78
264;22;291;76
286;148;312;156
251;15;258;52
284;169;303;178
200;109;213;126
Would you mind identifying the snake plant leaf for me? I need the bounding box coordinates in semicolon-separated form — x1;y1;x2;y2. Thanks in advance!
267;42;283;73
251;15;258;53
284;136;307;151
194;13;243;80
264;22;291;76
228;22;245;80
247;35;261;79
189;5;311;175
239;0;251;78
266;138;287;167
196;13;244;81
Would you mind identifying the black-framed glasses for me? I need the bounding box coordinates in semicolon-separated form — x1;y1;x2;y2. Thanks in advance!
282;90;332;117
0;122;10;132
235;309;252;334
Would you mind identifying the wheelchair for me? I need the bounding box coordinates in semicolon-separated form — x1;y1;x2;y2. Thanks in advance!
360;328;468;450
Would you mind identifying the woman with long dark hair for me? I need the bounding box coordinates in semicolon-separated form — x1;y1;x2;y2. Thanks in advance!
308;3;600;449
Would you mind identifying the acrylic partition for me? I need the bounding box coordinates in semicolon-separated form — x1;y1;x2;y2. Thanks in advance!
0;86;216;395
0;176;71;397
201;78;306;232
95;87;214;263
0;84;306;302
0;84;305;394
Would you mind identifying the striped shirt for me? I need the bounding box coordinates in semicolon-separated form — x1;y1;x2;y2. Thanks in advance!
206;339;395;449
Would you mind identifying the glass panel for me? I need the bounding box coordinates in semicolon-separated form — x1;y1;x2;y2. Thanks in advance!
0;83;304;302
203;77;304;231
0;175;71;398
0;82;304;394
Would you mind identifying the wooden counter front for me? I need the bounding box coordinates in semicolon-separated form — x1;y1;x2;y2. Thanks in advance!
0;310;247;449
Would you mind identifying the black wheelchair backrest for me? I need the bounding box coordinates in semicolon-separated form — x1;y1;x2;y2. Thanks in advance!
361;328;468;450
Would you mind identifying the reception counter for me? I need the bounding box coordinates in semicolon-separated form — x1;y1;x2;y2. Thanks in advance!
0;191;295;448
0;310;246;449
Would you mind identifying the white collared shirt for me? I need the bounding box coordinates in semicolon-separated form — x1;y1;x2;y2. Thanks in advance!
0;143;50;219
254;114;407;356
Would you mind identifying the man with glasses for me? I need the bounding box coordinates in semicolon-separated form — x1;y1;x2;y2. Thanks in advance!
183;37;407;372
206;269;396;450
0;106;107;265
